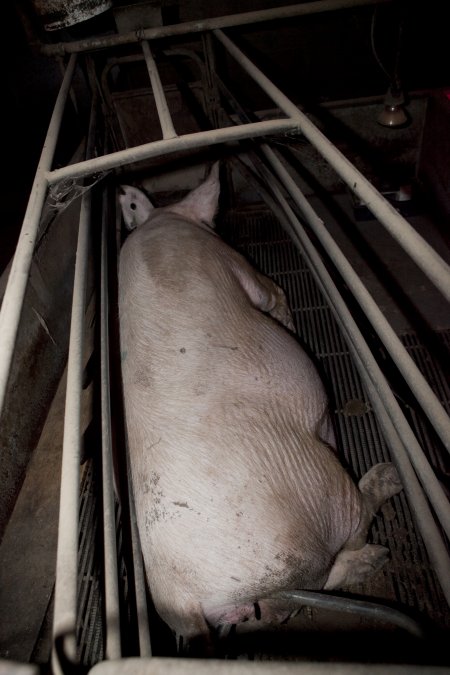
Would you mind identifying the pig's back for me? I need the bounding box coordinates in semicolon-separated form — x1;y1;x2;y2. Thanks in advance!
119;217;325;420
118;217;363;617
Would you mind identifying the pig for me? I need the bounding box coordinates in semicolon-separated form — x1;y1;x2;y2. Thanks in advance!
118;162;402;653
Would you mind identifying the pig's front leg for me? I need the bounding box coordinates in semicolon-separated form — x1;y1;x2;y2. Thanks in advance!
234;262;295;332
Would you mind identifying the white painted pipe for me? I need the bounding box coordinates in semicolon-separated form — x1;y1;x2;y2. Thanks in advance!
214;29;450;304
100;187;121;660
52;188;91;673
52;96;98;673
262;144;450;454
141;41;177;140
256;159;450;541
258;169;450;603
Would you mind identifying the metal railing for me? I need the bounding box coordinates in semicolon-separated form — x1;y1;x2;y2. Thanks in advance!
0;5;448;669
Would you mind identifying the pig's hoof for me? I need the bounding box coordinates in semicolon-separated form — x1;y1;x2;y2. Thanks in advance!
358;462;403;513
324;543;390;590
271;304;295;332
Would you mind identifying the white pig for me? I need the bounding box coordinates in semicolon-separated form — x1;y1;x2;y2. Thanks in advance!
118;163;402;652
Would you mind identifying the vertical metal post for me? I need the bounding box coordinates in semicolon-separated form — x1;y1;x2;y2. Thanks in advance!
100;186;121;660
52;96;96;673
52;188;92;673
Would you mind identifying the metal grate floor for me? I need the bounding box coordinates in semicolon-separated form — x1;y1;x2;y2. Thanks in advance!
77;461;104;666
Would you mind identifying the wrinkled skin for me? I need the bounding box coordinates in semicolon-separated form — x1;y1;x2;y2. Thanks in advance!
118;163;402;652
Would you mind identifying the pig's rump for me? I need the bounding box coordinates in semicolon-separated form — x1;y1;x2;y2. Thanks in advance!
119;216;364;638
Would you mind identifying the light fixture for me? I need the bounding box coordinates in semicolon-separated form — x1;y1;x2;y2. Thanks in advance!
371;7;410;129
377;85;409;128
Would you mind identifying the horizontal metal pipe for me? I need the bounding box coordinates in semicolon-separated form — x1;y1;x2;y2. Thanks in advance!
52;188;91;673
214;29;450;304
0;54;76;418
258;168;450;603
262;144;450;454
41;0;392;56
45;119;299;184
141;41;177;140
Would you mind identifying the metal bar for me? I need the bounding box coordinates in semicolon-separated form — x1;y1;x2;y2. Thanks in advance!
45;119;299;184
0;54;76;418
52;188;92;673
214;29;450;303
257;168;450;604
261;144;450;455
349;355;450;607
274;591;424;638
100;186;121;660
41;0;392;56
141;41;177;140
52;92;98;672
128;473;152;657
256;159;450;541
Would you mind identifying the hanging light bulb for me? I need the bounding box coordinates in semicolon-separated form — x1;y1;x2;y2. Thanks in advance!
371;7;410;128
377;84;409;128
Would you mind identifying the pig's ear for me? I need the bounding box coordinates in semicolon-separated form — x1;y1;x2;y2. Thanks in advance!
170;162;220;228
119;185;154;231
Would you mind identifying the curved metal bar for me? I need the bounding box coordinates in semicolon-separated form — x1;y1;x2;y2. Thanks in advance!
100;186;121;660
273;590;424;638
45;119;300;185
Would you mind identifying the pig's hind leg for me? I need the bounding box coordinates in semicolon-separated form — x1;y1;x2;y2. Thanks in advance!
324;462;402;590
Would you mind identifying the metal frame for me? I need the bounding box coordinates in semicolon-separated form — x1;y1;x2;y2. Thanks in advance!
0;4;449;670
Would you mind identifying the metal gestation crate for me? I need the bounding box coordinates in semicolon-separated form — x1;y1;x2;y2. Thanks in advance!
0;2;449;673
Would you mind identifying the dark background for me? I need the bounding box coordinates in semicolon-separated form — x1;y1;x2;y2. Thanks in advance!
1;0;448;271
